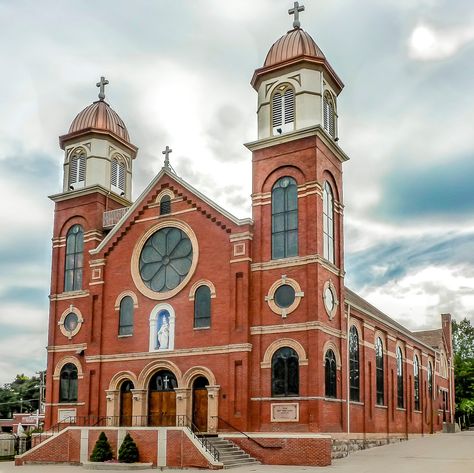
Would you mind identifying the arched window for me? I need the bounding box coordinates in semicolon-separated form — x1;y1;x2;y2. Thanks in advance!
160;195;171;215
64;224;84;292
323;181;335;264
323;91;336;139
271;347;299;397
60;363;78;402
272;85;295;135
325;349;337;398
349;326;360;402
69;151;86;189
397;347;404;408
414;355;420;411
375;337;384;405
428;361;433;399
119;296;134;336
111;158;126;193
272;176;298;260
194;285;211;328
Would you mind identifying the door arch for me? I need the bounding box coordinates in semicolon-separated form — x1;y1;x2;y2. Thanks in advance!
148;370;177;426
119;380;134;426
192;376;209;432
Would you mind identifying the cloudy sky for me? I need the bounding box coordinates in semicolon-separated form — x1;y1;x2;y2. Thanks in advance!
0;0;473;385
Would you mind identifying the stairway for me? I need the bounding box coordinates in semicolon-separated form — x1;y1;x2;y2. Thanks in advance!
204;436;260;469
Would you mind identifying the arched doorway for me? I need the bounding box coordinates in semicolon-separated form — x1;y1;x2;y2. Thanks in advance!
148;370;177;426
119;380;134;426
192;376;209;432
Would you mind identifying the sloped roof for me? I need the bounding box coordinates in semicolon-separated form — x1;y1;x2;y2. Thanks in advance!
412;329;443;349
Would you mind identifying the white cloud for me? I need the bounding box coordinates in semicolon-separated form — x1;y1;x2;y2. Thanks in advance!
408;22;474;60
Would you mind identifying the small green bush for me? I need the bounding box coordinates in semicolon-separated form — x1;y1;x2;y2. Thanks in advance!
118;433;139;463
90;432;113;462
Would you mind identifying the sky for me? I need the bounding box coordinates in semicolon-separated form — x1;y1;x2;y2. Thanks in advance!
0;0;473;385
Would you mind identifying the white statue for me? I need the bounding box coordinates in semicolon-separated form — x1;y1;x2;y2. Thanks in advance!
157;316;170;350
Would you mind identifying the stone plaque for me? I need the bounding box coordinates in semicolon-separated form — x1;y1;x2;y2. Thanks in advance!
271;403;299;422
58;408;76;422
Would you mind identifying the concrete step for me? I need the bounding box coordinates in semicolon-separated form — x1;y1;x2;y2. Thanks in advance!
202;436;260;468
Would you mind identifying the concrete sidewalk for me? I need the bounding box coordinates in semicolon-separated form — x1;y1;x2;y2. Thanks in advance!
0;431;472;473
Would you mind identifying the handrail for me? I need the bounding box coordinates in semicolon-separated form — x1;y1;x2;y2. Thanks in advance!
212;415;282;449
176;415;220;462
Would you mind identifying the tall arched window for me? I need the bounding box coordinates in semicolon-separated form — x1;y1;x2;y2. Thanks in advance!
119;296;134;336
375;337;384;405
428;361;433;399
396;347;404;408
414;355;420;411
271;347;299;397
60;363;78;402
194;285;211;328
64;224;84;292
160;195;171;215
325;349;337;398
323;91;336;139
349;326;360;402
69;150;86;189
272;176;298;260
272;85;295;135
111;158;126;193
323;181;335;263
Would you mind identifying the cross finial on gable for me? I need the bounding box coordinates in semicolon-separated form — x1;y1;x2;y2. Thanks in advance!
288;1;305;29
96;76;109;101
162;145;173;169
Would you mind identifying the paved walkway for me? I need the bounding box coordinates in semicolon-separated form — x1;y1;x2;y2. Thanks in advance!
0;431;472;473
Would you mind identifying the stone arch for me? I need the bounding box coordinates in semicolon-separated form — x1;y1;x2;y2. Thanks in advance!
374;331;387;352
322;340;342;368
108;371;138;391
58;216;89;239
182;366;217;388
114;290;139;309
53;356;84;380
155;188;175;203
349;318;363;342
188;280;217;300
66;146;88;164
261;165;306;194
137;359;183;390
261;338;308;368
322;170;340;203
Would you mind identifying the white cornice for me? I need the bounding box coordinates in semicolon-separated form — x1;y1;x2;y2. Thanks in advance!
49;184;132;207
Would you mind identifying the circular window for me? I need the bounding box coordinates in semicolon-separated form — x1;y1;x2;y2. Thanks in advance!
274;284;296;308
139;227;193;292
323;281;338;319
64;313;79;332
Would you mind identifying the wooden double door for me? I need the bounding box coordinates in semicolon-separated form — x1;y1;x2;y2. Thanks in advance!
149;391;177;426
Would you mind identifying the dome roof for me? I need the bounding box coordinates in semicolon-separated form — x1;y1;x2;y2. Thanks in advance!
68;100;130;143
264;28;325;67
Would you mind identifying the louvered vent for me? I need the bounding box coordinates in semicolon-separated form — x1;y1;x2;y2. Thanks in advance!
69;155;78;185
78;155;86;182
284;89;295;124
272;92;283;128
111;159;118;187
323;93;336;139
118;162;126;191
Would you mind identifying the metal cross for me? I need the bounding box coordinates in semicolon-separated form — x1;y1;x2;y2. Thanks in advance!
162;145;173;169
162;376;169;390
288;1;305;29
96;76;109;101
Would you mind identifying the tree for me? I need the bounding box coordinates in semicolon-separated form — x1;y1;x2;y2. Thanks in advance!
118;433;139;463
0;373;43;418
90;432;113;462
453;318;474;359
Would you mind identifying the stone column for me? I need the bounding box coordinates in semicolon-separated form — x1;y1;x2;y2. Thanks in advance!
206;385;220;433
175;388;191;426
131;389;148;426
105;390;119;426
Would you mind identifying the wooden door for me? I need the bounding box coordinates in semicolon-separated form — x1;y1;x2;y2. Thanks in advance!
149;391;176;426
192;389;208;432
120;391;133;426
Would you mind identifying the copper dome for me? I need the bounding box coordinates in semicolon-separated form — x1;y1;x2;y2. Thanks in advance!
68;100;130;143
264;28;325;67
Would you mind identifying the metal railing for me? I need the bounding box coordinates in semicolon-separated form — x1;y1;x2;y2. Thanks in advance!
177;415;220;462
103;207;129;229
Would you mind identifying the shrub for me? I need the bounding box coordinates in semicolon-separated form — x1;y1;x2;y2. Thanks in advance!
118;433;139;463
90;432;113;462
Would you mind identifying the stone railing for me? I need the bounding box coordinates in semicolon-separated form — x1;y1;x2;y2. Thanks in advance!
103;207;129;229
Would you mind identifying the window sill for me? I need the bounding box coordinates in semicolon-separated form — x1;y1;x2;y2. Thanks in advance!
323;396;341;403
58;401;81;405
396;407;406;411
375;404;388;409
414;410;422;413
349;401;364;406
193;326;210;331
118;334;133;338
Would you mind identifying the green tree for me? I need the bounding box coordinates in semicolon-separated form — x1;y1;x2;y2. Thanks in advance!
90;432;114;462
118;433;139;463
0;373;42;418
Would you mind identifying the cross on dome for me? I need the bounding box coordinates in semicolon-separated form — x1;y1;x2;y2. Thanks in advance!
96;76;109;101
288;1;305;29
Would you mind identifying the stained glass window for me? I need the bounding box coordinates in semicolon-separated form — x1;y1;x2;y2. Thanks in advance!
375;337;384;405
194;285;211;328
149;370;177;392
119;296;134;336
325;349;337;398
271;347;299;397
274;284;296;308
139;227;193;292
414;355;420;411
160;195;171;215
60;363;78;402
272;176;298;259
428;362;433;398
64;224;84;292
397;347;404;408
349;326;360;402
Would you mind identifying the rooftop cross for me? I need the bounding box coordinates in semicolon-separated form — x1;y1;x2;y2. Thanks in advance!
288;1;305;29
162;145;173;169
96;76;109;101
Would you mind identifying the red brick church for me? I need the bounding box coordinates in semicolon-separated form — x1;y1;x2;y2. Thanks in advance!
28;3;455;468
